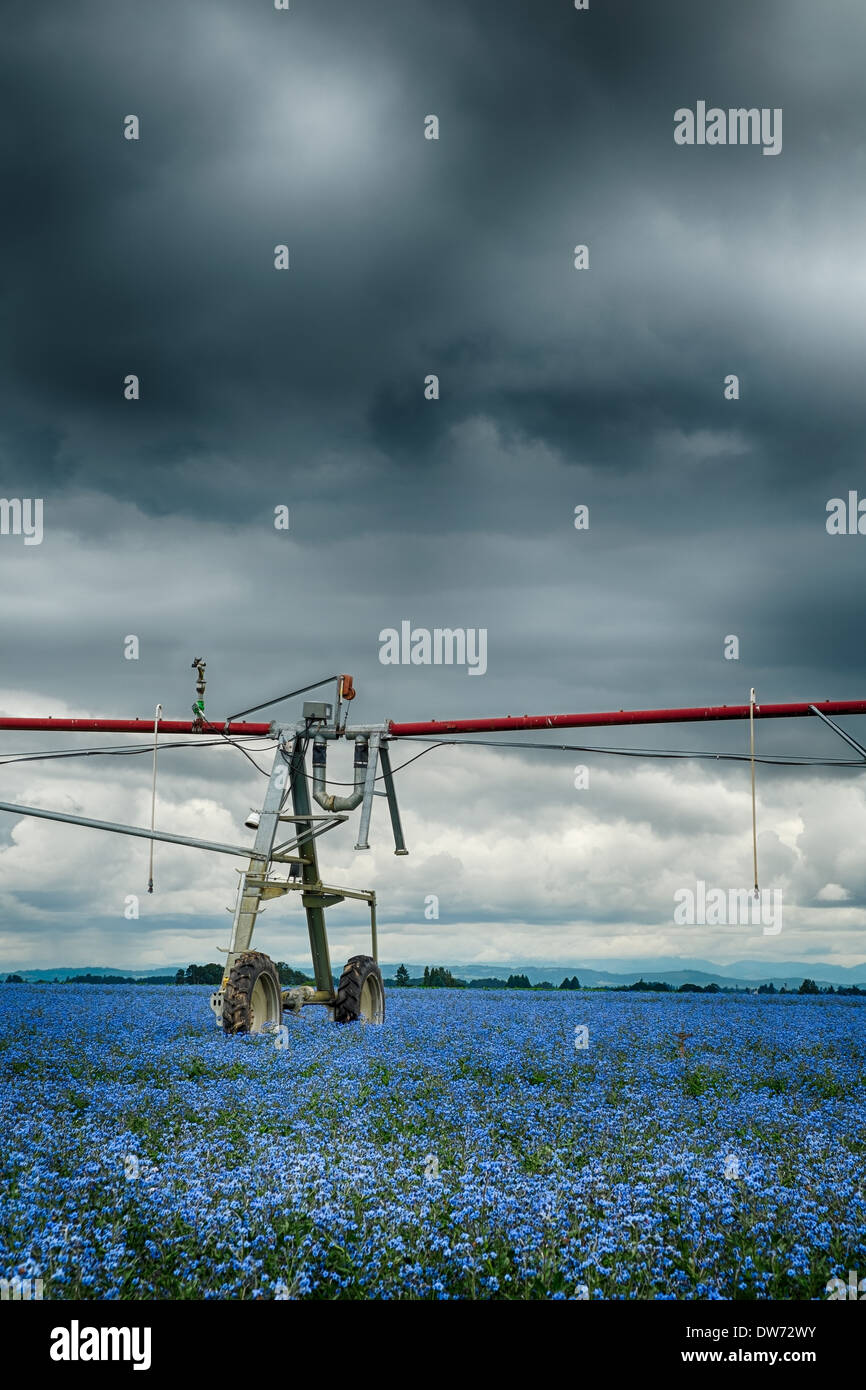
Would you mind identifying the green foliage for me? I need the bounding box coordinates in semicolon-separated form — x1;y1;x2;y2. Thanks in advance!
181;1057;208;1080
276;962;315;987
179;964;223;986
173;961;315;989
423;966;465;988
68;973;140;984
683;1066;711;1097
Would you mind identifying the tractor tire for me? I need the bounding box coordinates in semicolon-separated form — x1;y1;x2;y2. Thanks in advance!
222;951;283;1035
334;954;385;1025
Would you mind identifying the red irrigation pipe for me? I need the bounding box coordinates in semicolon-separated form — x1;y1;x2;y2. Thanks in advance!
0;718;272;735
0;700;864;738
385;700;866;737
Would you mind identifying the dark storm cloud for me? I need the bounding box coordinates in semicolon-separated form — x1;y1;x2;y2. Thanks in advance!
4;0;865;520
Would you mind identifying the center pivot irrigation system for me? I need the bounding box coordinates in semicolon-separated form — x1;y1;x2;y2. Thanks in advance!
1;665;865;1033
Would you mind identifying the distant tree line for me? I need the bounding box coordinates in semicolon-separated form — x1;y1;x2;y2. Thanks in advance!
388;966;581;991
173;962;314;987
2;962;317;987
175;964;223;985
5;967;863;997
67;972;178;985
602;978;864;996
3;971;178;985
791;979;864;996
382;967;865;996
422;966;464;988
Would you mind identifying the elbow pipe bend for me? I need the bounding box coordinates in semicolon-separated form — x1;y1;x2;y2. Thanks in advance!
312;736;368;812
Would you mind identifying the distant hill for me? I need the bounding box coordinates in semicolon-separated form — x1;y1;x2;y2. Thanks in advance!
6;959;866;990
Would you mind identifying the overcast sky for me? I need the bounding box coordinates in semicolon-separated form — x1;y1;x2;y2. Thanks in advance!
1;0;865;972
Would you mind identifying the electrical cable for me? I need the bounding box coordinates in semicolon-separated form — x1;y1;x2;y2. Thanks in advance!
0;736;278;767
196;712;275;776
1;732;863;782
383;737;866;769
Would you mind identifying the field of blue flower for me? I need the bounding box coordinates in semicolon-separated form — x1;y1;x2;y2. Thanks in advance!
1;983;864;1300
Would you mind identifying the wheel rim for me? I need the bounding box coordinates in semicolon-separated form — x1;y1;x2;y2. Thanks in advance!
250;974;278;1033
359;973;383;1023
